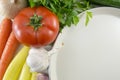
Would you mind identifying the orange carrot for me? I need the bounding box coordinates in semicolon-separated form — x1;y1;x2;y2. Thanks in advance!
0;18;12;59
0;32;19;80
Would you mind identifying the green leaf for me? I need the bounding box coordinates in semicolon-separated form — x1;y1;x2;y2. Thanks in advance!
87;11;93;18
85;11;93;26
29;0;35;7
40;0;46;6
57;13;65;24
73;16;79;25
85;13;89;26
50;3;57;13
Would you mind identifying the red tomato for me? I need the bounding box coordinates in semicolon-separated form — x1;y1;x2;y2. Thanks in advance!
13;6;59;47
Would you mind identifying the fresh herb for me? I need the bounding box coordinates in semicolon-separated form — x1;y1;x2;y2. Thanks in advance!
85;11;92;26
29;0;92;31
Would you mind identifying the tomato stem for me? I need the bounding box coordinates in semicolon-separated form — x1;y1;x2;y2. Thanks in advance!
30;14;42;31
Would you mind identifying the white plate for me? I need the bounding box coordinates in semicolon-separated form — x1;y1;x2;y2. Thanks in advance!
49;7;120;80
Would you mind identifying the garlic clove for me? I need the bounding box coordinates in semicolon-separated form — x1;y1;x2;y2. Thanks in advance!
27;47;49;73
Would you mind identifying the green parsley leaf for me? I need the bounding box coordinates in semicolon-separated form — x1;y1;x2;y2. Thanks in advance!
85;11;92;26
73;16;79;25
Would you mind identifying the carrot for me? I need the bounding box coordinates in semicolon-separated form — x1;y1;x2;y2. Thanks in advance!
0;18;12;59
0;32;19;80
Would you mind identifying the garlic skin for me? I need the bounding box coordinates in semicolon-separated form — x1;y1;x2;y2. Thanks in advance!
0;0;27;19
26;47;49;73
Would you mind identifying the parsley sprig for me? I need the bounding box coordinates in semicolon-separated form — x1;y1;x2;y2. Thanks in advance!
29;0;92;31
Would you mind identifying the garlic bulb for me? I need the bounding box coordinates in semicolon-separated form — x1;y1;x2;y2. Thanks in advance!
0;0;27;19
26;47;49;73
